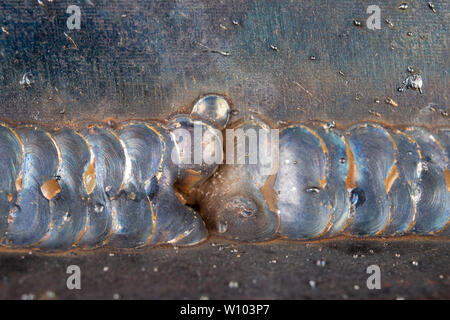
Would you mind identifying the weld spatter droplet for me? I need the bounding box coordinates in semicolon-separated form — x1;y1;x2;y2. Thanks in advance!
191;95;231;130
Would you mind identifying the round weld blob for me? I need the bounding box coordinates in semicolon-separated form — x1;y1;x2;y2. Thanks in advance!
345;124;394;236
4;126;59;247
275;126;332;239
0;124;23;240
404;128;449;234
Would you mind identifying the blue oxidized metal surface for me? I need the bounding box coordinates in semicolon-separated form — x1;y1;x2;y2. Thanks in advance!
0;0;448;300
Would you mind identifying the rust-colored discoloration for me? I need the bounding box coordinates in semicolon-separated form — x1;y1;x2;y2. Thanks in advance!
444;169;450;193
174;190;188;205
431;136;450;193
315;202;335;238
102;117;119;129
40;179;61;200
177;169;203;193
404;206;417;233
168;228;193;244
316;131;329;188
83;160;96;195
385;165;399;194
376;211;392;236
73;216;90;247
143;201;157;247
35;229;52;246
0;234;447;256
260;173;278;213
102;209;115;247
285;124;329;189
434;219;450;235
15;175;22;193
385;97;399;108
384;126;400;196
344;139;357;190
73;130;96;196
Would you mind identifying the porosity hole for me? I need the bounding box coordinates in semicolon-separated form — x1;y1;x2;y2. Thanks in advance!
350;187;366;208
305;187;321;193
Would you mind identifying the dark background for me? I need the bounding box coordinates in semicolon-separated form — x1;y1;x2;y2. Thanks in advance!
0;0;448;299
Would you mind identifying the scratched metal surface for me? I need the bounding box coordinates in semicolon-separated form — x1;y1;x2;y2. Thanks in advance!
0;0;449;299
